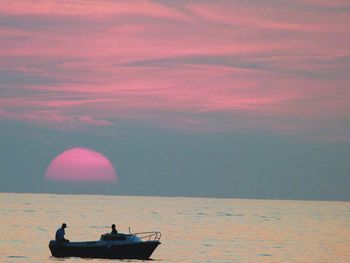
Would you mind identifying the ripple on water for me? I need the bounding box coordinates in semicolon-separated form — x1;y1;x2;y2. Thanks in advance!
197;212;208;216
89;225;108;229
257;253;273;257
274;246;284;248
217;212;244;217
37;227;47;232
10;240;25;244
22;209;36;213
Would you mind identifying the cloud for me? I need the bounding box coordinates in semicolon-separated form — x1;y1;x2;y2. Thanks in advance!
0;110;112;128
0;0;349;141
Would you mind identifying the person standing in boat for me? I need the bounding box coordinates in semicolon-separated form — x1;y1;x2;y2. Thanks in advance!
111;224;118;235
55;223;69;242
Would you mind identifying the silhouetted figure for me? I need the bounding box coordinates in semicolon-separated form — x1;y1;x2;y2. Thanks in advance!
111;224;118;235
55;223;69;242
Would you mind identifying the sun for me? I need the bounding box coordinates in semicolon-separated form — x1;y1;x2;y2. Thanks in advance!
45;147;117;182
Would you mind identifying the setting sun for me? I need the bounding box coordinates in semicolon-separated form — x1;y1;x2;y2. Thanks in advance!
45;148;117;182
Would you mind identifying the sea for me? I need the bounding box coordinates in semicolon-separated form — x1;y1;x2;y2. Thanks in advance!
1;193;349;263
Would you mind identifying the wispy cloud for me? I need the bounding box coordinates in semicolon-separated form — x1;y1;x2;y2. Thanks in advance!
0;110;112;128
0;0;349;141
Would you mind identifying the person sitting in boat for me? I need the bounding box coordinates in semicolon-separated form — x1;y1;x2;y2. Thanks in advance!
55;223;69;242
111;224;118;235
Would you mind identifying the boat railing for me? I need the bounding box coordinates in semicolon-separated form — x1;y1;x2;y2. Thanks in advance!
129;227;161;242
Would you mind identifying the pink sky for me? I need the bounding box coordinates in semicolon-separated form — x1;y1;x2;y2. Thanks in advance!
0;0;349;141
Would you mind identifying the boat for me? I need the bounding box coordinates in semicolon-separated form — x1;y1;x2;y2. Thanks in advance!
49;230;161;259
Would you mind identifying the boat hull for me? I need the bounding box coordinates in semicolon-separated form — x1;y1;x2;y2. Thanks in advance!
49;240;161;259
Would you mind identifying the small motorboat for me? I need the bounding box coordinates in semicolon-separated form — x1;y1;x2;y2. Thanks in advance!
49;229;161;259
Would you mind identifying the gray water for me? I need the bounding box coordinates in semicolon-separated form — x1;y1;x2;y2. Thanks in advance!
1;193;349;262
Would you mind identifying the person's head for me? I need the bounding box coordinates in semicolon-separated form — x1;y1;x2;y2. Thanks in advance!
62;223;67;229
111;224;116;230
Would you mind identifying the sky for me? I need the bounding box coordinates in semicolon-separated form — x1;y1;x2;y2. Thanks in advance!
0;0;349;200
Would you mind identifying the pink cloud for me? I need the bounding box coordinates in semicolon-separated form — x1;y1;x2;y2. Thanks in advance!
0;1;349;141
0;110;112;128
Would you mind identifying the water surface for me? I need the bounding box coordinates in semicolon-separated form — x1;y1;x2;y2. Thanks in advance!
1;193;349;262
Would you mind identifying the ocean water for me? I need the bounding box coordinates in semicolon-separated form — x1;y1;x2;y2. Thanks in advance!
1;193;349;263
